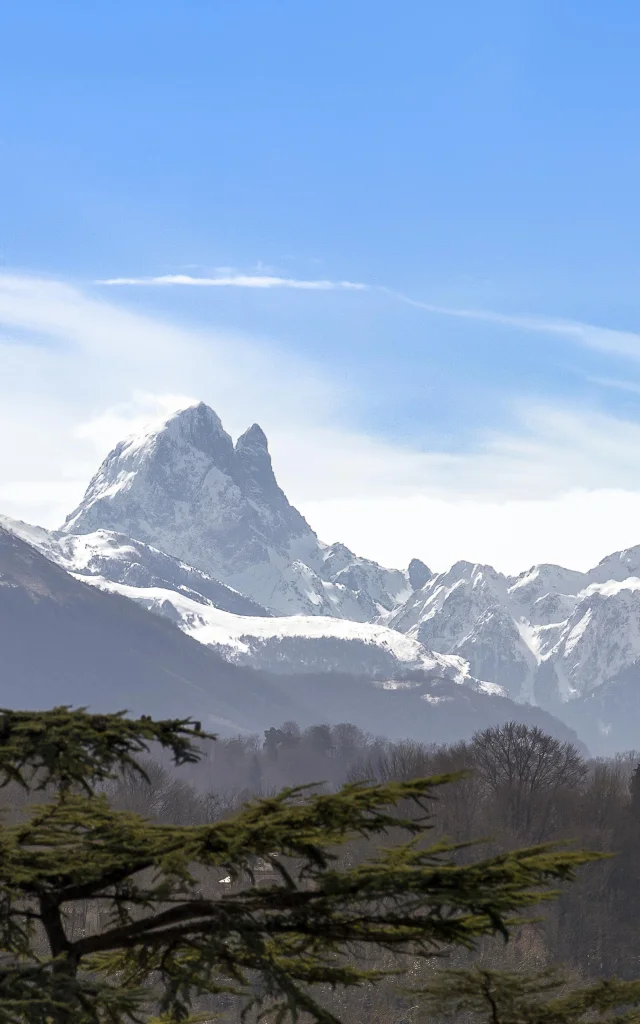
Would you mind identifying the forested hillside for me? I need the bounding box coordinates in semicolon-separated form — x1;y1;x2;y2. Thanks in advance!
70;720;640;993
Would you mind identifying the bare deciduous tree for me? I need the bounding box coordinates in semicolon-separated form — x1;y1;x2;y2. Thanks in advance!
471;723;588;839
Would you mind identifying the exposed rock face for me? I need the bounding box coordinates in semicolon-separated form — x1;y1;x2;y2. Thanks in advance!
408;558;433;591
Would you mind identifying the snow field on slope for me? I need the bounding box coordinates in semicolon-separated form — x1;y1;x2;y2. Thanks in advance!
71;574;472;680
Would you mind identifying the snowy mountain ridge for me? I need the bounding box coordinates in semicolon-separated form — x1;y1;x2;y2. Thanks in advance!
1;514;500;691
388;552;640;747
0;518;273;618
0;525;584;748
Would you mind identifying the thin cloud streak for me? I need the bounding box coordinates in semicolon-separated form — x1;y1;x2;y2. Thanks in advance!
98;273;640;361
382;287;640;361
99;274;367;291
588;376;640;397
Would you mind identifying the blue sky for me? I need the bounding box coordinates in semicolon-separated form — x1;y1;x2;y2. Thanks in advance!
2;1;640;572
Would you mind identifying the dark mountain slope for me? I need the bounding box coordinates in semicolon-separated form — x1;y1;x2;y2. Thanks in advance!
0;528;297;729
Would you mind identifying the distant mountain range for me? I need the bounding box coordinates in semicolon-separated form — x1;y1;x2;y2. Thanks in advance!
2;400;640;753
0;526;579;748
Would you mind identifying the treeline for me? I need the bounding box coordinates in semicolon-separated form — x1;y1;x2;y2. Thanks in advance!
4;714;640;1023
8;717;636;1003
116;720;640;986
9;707;635;1024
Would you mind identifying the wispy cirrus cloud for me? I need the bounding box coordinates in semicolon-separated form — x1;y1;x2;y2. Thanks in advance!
98;272;640;362
587;376;640;396
98;273;368;291
382;287;640;361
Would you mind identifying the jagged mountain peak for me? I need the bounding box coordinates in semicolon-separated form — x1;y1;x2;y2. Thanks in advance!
588;544;640;583
441;559;479;580
168;400;230;442
235;422;268;450
320;542;356;577
408;558;432;591
233;422;282;499
124;401;232;457
435;559;507;591
169;399;223;425
62;401;238;534
57;402;409;619
60;403;321;611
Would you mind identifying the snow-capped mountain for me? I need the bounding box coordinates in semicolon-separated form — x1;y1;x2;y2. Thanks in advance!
534;579;640;700
68;576;482;682
0;516;480;684
60;403;414;619
0;518;273;618
388;561;538;700
388;553;640;750
0;524;293;732
2;525;585;747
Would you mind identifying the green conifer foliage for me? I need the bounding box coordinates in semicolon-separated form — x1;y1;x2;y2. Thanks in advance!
420;967;640;1024
0;707;606;1024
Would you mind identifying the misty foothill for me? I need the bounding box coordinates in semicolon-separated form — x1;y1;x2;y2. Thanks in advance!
4;403;640;1021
